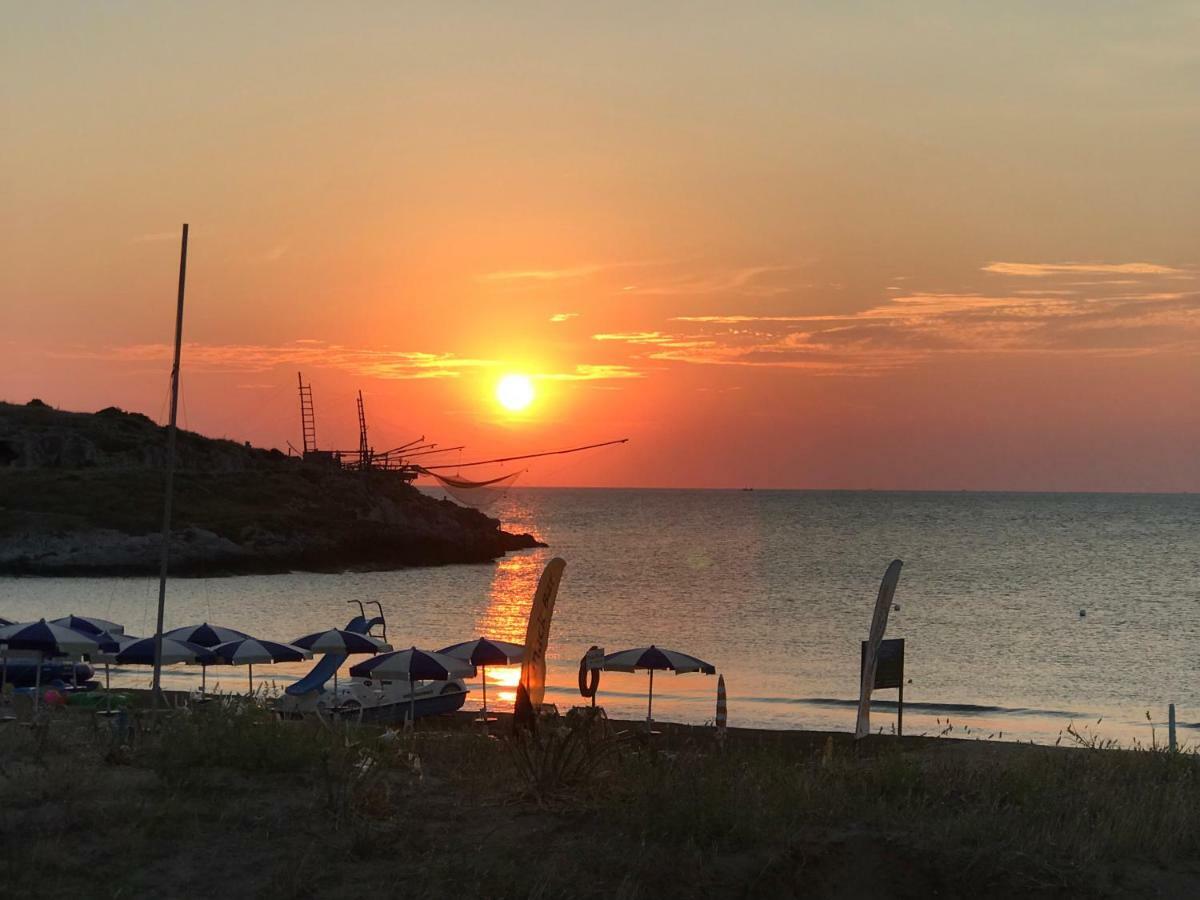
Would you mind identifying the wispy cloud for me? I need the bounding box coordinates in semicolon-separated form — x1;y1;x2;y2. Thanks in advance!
480;264;605;283
549;312;579;323
56;340;643;383
536;364;644;381
596;262;1200;374
983;261;1188;277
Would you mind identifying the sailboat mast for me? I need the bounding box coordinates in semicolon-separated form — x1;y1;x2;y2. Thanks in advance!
151;223;189;702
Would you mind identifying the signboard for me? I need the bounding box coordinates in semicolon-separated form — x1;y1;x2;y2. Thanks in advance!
860;638;904;690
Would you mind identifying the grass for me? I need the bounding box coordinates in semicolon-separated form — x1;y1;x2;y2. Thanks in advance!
2;702;1200;898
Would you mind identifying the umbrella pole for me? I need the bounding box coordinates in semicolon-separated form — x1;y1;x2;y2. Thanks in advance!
105;663;111;714
333;667;338;707
201;664;206;697
408;678;416;732
35;651;42;712
481;665;488;735
647;668;654;725
248;663;253;695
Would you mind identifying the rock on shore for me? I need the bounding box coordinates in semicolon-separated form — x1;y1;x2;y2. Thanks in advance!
0;400;544;576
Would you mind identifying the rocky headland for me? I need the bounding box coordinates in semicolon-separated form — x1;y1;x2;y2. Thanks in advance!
0;400;544;576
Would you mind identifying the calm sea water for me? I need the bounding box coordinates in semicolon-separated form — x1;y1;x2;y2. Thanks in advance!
3;489;1198;745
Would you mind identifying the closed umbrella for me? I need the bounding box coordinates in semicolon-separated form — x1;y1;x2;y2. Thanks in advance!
211;638;312;693
291;628;389;701
601;645;716;726
437;637;525;720
350;647;475;728
0;620;100;710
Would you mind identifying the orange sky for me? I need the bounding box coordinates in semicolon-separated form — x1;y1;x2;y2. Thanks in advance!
3;5;1199;490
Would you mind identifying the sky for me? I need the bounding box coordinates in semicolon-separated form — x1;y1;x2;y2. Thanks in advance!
3;3;1199;490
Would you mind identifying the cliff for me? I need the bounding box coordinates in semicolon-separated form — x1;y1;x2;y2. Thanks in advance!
0;400;543;576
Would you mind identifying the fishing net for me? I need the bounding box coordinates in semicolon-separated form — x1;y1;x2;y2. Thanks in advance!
423;469;523;511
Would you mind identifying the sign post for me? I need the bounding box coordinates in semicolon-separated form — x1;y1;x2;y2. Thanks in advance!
861;638;905;736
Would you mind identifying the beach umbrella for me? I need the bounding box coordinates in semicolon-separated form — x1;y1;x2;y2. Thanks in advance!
349;647;476;728
50;614;125;636
211;638;312;693
601;645;716;725
0;617;13;627
165;624;253;695
90;631;139;711
291;628;389;700
0;620;100;710
437;637;525;719
164;623;249;647
114;636;218;700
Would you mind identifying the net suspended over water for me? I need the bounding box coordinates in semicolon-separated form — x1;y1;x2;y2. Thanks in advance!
416;438;629;511
422;470;523;511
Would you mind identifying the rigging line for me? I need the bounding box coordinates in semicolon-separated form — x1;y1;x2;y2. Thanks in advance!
401;445;465;460
419;438;629;471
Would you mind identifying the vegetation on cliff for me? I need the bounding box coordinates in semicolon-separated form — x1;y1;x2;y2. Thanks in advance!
0;400;542;575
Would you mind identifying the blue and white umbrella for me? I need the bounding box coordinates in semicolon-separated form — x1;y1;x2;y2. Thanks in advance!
0;616;14;627
114;636;217;699
0;619;101;709
211;638;312;693
350;647;476;726
89;631;139;707
292;629;389;655
600;645;716;724
438;637;525;717
164;623;249;647
50;614;125;637
291;628;389;698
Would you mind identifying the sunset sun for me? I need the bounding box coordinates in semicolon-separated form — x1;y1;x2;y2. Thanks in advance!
496;374;535;412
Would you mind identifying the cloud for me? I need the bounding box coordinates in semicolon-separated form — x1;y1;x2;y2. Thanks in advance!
549;312;579;323
598;270;1200;374
536;364;644;381
480;264;605;283
619;265;803;298
983;261;1188;277
56;340;645;383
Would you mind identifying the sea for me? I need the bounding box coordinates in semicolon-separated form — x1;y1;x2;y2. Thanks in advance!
3;489;1198;746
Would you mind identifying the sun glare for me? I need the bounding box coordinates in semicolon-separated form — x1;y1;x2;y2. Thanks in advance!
496;374;535;412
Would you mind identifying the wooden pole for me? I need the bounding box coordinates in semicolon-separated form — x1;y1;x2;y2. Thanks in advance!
151;224;188;706
897;646;905;737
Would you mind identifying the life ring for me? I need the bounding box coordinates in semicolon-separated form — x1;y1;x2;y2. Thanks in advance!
578;652;600;698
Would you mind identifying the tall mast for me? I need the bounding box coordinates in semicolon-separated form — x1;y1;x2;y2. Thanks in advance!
151;223;189;703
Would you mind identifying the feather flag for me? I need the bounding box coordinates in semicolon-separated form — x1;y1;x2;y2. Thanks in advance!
855;559;903;739
518;557;566;712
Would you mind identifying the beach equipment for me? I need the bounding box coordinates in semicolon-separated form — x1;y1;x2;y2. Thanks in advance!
349;647;476;728
715;674;728;742
92;631;139;709
437;637;525;720
516;557;567;719
211;638;312;693
164;623;253;695
856;559;903;740
50;615;125;636
0;620;101;710
0;617;12;627
600;645;716;725
291;628;388;700
164;623;250;646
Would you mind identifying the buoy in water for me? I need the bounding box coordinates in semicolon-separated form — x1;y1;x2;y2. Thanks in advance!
1079;609;1086;617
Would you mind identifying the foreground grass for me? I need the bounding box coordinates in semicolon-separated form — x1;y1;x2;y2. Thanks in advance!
2;702;1199;898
